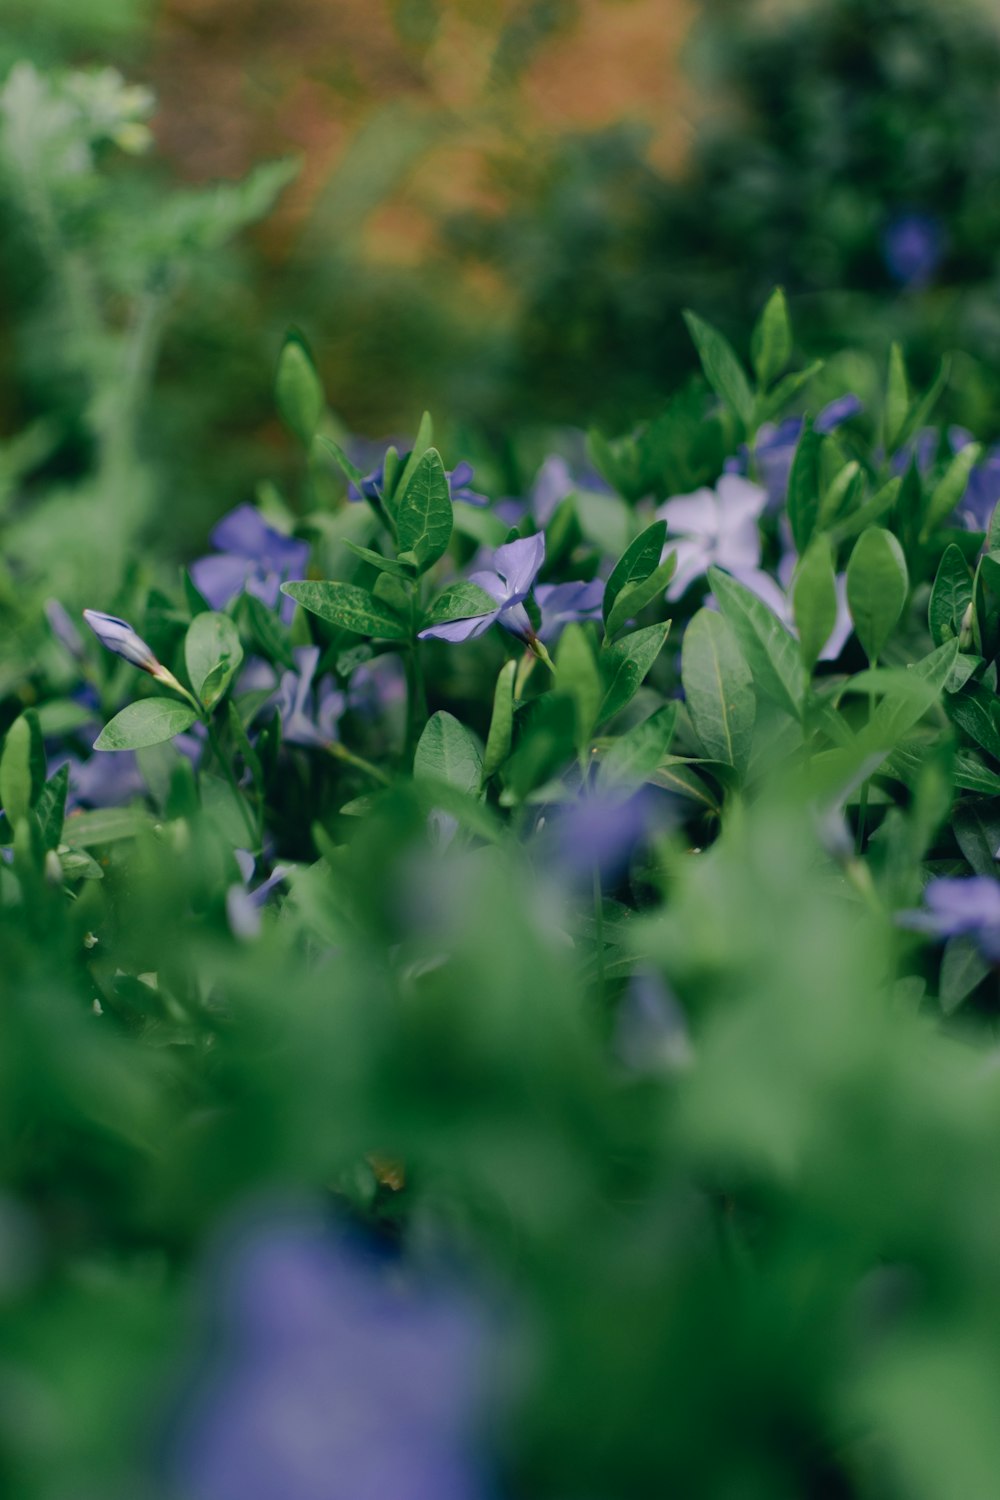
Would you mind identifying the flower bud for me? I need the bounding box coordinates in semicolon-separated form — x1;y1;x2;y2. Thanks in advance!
83;609;163;674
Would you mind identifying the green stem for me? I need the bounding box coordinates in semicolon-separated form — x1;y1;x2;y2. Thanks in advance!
855;680;876;856
206;717;260;853
593;862;606;1005
325;740;391;786
404;646;427;765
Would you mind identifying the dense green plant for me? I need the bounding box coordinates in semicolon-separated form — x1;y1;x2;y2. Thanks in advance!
6;271;1000;1497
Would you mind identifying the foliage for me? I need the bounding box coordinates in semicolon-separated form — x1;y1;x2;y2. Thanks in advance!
6;243;1000;1498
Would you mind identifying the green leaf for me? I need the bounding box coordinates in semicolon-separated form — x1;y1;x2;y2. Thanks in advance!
598;622;670;725
786;421;823;553
816;459;862;533
483;660;517;778
603;521;666;627
62;807;150;846
316;435;365;489
953;800;1000;874
394;410;434;500
682;310;754;427
275;331;324;447
239;592;296;670
414;711;483;796
929;544;974;647
751;287;791;388
282;581;410;640
34;764;69;851
884;342;909;452
557;623;602;751
395;448;453;573
940;935;990;1015
0;711;43;824
756;360;823;423
185;611;244;709
605;554;676;640
953;748;1000;797
708;567;804;719
864;640;959;751
829;477;901;546
342;539;414;579
681;608;755;775
597;704;678;791
792;534;839;671
948;685;1000;761
922;443;982;539
421;581;498;633
95;698;199;751
846;527;908;665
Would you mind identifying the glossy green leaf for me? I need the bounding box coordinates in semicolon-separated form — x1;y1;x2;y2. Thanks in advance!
0;711;43;824
34;764;69;851
414;711;483;795
884;342;909;452
792;535;839;671
786;421;823;553
275;331;324;447
421;581;498;631
603;521;666;627
605;553;675;640
751;286;791;388
396;448;452;572
681;607;755;775
598;704;679;791
922;443;982;539
185;611;244;709
282;581;410;639
483;660;517;778
95;698;199;751
846;527;908;665
557;623;602;751
394;410;434;500
598;622;670;724
683;310;754;427
709;567;804;719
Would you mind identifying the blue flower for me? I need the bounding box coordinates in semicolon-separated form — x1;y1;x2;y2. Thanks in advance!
883;211;944;289
82;609;164;675
419;533;546;643
272;646;345;749
535;579;604;642
191;506;310;625
167;1207;494;1500
226;851;290;940
898;877;1000;960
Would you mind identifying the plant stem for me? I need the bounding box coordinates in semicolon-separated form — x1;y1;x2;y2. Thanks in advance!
404;646;427;765
325;740;391;786
206;717;260;853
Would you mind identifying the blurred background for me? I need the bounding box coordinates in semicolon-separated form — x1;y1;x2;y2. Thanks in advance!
4;0;1000;556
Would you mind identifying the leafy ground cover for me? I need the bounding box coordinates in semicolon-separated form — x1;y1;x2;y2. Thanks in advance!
5;251;1000;1498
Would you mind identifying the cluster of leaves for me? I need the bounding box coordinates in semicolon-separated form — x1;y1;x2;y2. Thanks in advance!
7;288;1000;1498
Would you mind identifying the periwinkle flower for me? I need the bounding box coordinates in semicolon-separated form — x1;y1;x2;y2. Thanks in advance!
45;599;85;660
226;851;290;940
898;877;1000;960
83;609;164;674
447;461;489;509
540;786;676;890
658;474;769;600
883;211;944;289
190;505;309;625
535;579;604;642
273;646;345;749
167;1208;494;1500
419;533;546;644
948;427;1000;531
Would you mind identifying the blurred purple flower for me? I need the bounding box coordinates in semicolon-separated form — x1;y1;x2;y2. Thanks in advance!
419;534;546;643
615;968;693;1074
726;547;853;663
535;579;604;642
898;876;1000;960
55;749;146;811
541;786;675;889
191;506;309;626
948;427;1000;531
45;599;85;660
168;1209;494;1500
748;396;864;508
226;851;290;940
273;647;345;749
658;475;768;600
883;211;944;289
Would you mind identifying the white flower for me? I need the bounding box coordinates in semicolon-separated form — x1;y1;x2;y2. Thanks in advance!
658;474;768;600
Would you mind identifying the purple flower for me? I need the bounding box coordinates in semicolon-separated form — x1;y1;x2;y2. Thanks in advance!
55;749;146;811
226;851;290;939
540;786;675;889
883;211;944;289
816;394;864;434
191;506;309;626
82;609;164;675
168;1208;494;1500
531;455;575;526
723;546;853;664
948;428;1000;531
447;461;489;509
273;647;345;749
45;599;85;660
535;579;604;642
749;397;863;508
419;534;546;643
898;877;1000;960
658;475;768;600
